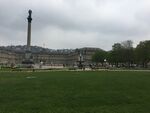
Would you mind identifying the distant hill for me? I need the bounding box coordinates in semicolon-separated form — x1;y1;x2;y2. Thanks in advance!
0;45;75;54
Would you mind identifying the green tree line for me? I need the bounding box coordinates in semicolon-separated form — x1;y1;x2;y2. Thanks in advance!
92;40;150;68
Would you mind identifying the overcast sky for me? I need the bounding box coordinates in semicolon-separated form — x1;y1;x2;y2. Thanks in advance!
0;0;150;50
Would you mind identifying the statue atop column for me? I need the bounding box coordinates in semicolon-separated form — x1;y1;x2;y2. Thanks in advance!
27;10;32;23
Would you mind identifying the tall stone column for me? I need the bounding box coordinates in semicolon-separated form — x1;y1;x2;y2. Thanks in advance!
27;10;32;50
22;10;34;65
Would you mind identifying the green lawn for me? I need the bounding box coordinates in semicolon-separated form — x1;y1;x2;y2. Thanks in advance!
0;71;150;113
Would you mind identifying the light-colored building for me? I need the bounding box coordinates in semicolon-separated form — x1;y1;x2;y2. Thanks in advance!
0;47;99;67
0;50;16;65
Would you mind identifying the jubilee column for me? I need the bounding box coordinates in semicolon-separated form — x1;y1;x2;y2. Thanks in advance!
27;10;32;50
22;10;34;65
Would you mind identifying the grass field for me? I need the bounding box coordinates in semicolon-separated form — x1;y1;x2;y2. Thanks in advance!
0;71;150;113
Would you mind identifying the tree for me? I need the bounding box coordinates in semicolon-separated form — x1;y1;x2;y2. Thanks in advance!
121;40;134;67
121;40;133;49
135;40;150;68
108;40;134;68
92;50;106;66
110;43;124;67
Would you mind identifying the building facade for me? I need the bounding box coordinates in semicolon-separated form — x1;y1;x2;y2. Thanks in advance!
0;47;99;67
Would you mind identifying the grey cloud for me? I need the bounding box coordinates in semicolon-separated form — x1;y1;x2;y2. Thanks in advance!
0;0;150;50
